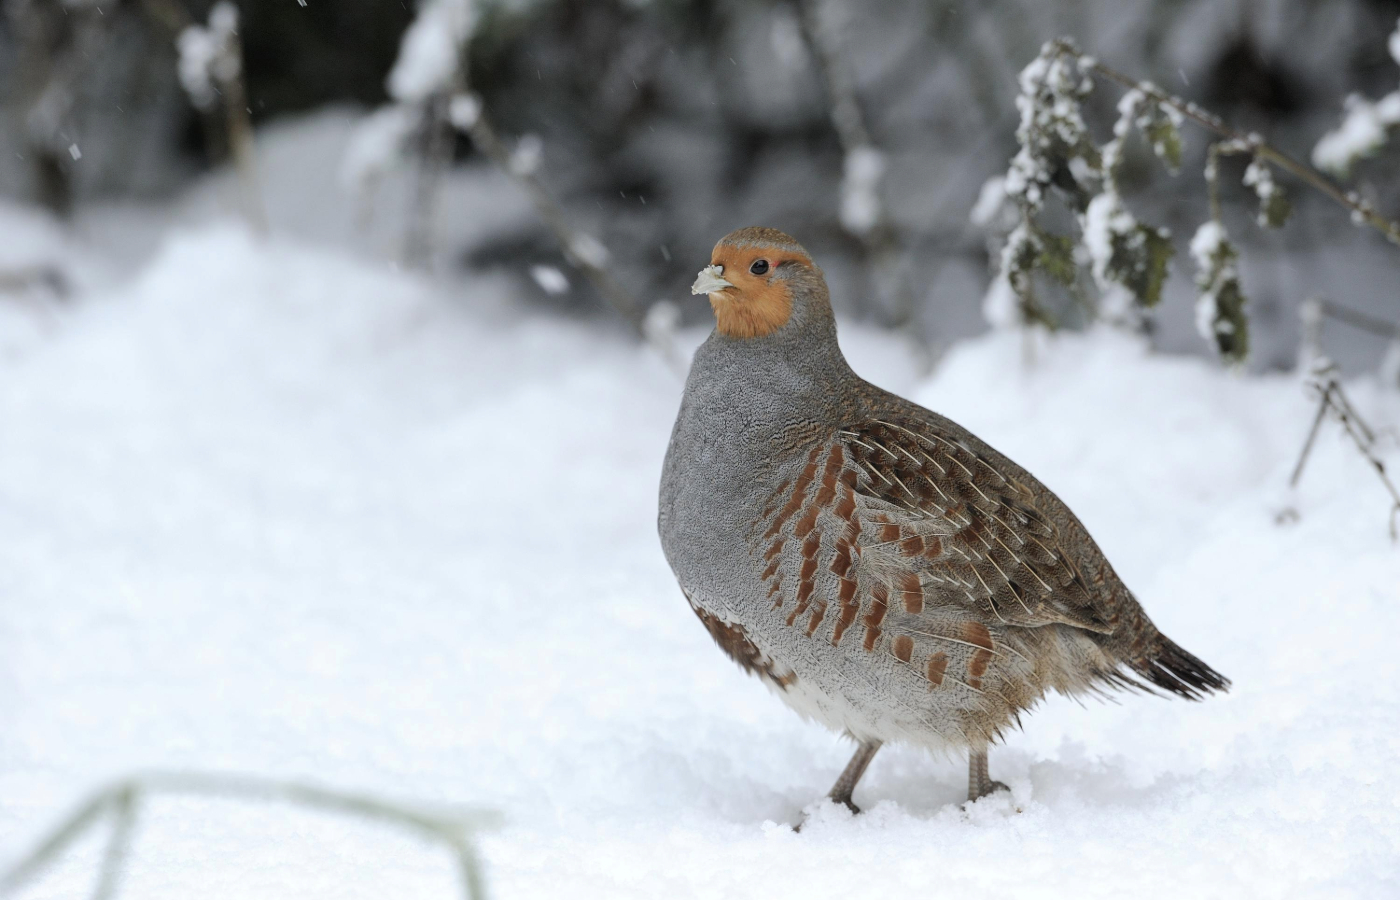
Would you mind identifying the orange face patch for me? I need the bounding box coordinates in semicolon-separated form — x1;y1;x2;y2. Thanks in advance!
705;244;811;339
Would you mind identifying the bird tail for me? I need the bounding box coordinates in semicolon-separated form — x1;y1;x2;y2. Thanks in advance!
1129;634;1230;700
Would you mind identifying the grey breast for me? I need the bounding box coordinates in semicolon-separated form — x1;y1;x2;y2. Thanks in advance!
659;331;855;622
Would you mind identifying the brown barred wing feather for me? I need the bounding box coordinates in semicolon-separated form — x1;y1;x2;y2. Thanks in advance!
839;417;1112;636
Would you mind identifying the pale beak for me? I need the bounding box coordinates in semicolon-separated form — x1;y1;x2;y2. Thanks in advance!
691;264;733;296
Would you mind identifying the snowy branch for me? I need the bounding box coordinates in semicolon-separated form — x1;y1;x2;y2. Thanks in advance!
1051;39;1400;247
387;0;479;104
984;41;1174;331
1313;19;1400;178
0;772;499;900
340;105;420;195
175;3;239;112
1189;219;1247;364
978;35;1400;368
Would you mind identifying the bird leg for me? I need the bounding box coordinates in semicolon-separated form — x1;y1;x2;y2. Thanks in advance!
967;747;1009;802
826;739;882;813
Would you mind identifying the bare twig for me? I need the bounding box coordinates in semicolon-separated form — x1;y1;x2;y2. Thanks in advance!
91;788;136;900
1048;39;1400;247
0;791;110;894
360;16;684;371
1204;139;1253;224
1315;299;1400;340
7;0;113;216
1297;296;1400;380
1289;362;1400;540
0;772;499;900
445;59;654;346
1288;381;1332;489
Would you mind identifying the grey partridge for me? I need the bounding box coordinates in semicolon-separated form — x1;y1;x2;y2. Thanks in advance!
658;226;1229;813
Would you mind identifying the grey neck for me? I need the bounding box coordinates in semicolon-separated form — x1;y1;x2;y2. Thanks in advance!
688;307;857;421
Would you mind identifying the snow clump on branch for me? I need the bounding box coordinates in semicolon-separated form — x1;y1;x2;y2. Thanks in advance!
387;0;479;104
1190;221;1248;364
176;2;240;112
839;145;886;235
342;0;481;204
972;38;1348;366
1313;19;1400;176
981;42;1178;331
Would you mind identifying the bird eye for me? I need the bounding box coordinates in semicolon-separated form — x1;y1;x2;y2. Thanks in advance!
749;259;770;275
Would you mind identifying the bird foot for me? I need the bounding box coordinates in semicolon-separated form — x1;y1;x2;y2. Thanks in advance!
967;779;1010;803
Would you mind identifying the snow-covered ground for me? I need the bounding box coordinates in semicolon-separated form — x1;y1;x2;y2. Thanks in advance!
3;160;1399;898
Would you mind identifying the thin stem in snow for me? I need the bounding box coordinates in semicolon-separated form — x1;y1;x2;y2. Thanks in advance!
219;20;267;234
1288;388;1331;489
1289;364;1400;540
1315;299;1400;340
91;788;137;900
0;772;499;900
403;93;457;268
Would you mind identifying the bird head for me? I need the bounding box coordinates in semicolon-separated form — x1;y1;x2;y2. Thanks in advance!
691;226;828;339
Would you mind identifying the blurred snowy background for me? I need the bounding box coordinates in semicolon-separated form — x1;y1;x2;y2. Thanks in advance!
2;1;1399;898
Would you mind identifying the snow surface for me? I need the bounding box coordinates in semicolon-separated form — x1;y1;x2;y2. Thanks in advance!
4;215;1400;895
